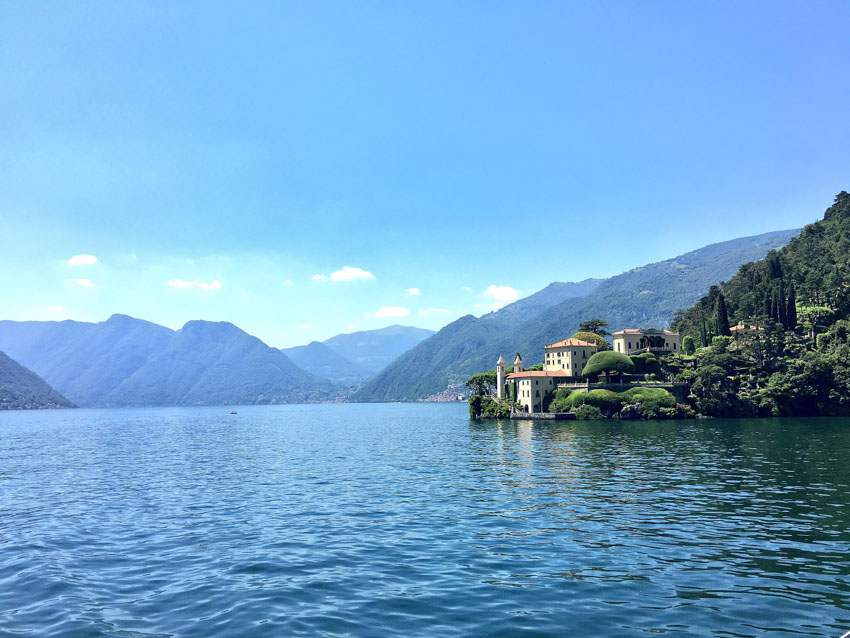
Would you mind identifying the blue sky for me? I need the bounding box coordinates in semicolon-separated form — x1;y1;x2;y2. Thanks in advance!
1;1;849;347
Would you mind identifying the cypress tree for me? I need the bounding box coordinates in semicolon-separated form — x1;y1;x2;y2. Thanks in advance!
777;280;787;328
715;292;731;336
786;282;798;331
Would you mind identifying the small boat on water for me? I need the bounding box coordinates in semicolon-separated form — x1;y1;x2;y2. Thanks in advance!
230;411;238;415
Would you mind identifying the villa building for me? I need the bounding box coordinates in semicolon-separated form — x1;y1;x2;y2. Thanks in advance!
612;328;681;355
497;338;598;413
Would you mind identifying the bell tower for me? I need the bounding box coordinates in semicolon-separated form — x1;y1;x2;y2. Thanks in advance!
513;352;523;374
496;355;506;398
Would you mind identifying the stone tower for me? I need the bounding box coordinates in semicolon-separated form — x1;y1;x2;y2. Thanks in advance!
496;355;506;398
514;353;523;374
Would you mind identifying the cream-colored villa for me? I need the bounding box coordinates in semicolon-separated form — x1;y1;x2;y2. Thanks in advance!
612;328;681;355
497;338;598;413
495;328;681;413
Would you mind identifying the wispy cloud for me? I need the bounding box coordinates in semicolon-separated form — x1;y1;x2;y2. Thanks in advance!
482;284;520;310
282;279;292;286
297;322;312;328
67;278;96;288
166;279;222;290
419;307;449;315
375;305;410;318
407;287;421;296
463;285;472;292
68;254;98;265
312;266;375;282
331;266;375;282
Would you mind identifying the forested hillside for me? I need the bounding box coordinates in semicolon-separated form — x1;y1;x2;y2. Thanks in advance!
0;350;74;410
670;192;850;417
355;229;798;402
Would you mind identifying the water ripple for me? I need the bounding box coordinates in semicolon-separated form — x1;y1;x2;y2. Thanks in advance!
1;405;849;636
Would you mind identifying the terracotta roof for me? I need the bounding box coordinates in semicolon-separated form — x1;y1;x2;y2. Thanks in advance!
730;324;764;332
613;328;679;336
506;370;572;379
544;338;596;348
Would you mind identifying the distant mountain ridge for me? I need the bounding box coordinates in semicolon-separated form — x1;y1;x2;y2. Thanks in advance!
281;341;371;385
0;316;328;407
354;229;800;402
321;325;435;374
0;316;435;408
0;349;74;410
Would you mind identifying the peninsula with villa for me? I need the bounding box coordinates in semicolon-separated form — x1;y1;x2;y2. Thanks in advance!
467;321;691;420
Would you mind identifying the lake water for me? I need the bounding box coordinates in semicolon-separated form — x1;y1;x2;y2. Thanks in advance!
1;404;849;637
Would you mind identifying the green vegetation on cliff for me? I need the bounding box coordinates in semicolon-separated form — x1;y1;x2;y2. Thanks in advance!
673;192;850;417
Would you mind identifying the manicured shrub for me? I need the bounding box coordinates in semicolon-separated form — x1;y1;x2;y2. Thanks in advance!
584;389;622;414
583;351;636;380
620;387;676;418
575;404;604;420
630;352;661;376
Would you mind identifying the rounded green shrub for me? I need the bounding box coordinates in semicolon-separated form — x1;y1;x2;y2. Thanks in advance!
583;351;636;378
584;389;622;413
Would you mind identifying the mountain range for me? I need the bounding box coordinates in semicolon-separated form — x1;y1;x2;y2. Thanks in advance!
0;317;433;408
354;229;800;402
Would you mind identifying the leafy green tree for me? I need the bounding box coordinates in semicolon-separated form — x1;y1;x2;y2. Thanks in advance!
465;371;496;396
579;319;610;337
570;331;610;351
582;351;635;382
682;335;696;355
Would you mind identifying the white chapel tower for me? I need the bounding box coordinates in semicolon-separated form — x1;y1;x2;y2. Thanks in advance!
496;355;506;398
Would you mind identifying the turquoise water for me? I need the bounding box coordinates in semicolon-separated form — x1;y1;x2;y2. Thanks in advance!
1;404;849;637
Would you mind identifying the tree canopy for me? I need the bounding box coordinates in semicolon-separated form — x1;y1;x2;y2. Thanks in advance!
570;331;610;351
579;319;610;336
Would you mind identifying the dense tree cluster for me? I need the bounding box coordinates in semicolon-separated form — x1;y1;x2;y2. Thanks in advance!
671;192;850;417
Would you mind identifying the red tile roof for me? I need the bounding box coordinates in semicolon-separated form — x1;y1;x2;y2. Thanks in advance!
613;329;679;336
544;338;596;348
506;370;572;379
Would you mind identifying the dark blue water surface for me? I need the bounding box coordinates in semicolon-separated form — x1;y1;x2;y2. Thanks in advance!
1;404;849;637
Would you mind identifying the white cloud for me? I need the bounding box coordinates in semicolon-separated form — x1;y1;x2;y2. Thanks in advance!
297;322;312;328
166;279;222;290
419;307;449;315
375;305;410;318
46;305;64;312
312;274;328;281
346;323;356;330
463;286;472;292
67;278;95;288
186;258;195;264
331;266;375;282
68;254;98;265
483;285;520;303
282;279;292;286
407;287;421;296
363;312;372;317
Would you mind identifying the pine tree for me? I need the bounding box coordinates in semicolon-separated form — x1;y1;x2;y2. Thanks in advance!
715;292;731;336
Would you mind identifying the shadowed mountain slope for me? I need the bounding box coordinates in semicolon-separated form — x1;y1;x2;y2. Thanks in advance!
0;350;74;410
